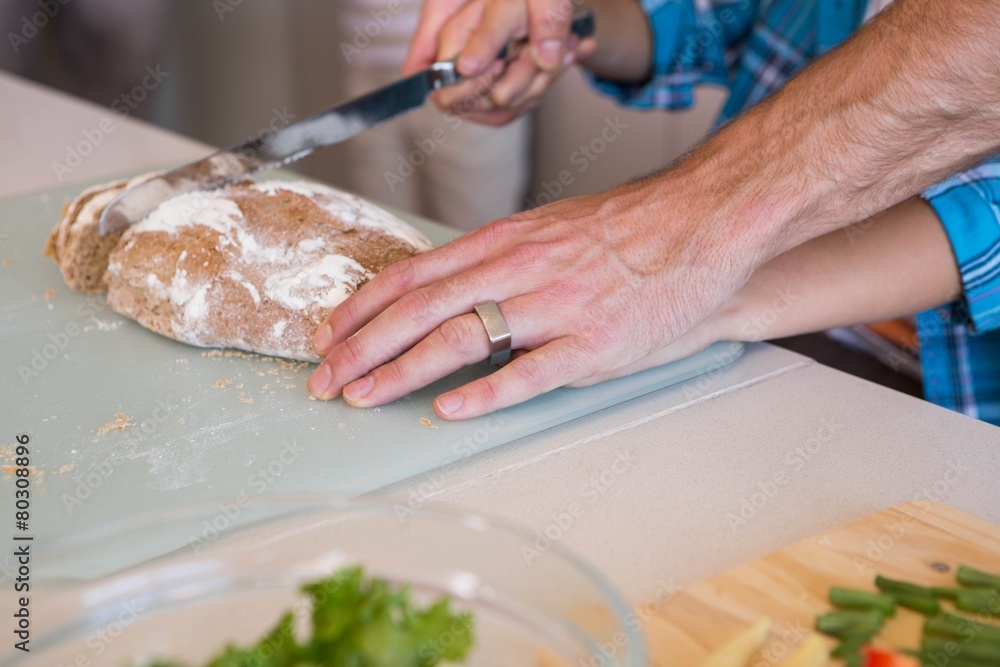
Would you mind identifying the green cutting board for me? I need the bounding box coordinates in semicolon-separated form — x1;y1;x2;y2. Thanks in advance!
0;175;742;578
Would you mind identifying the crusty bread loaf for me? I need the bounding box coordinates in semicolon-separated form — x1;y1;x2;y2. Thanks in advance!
49;177;432;361
45;173;157;292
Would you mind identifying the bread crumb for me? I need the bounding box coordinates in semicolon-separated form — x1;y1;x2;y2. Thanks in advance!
202;350;223;358
281;383;297;389
2;257;13;266
338;423;346;428
57;464;73;474
348;433;355;440
97;412;132;436
177;417;185;425
239;392;254;404
213;379;231;388
419;418;438;429
42;289;55;299
268;368;280;376
175;358;189;364
2;466;44;483
307;395;317;401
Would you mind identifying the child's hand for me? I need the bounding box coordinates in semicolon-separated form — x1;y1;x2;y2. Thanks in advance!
403;0;596;126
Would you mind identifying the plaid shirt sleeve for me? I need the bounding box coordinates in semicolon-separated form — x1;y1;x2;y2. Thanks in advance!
923;158;1000;334
588;0;759;110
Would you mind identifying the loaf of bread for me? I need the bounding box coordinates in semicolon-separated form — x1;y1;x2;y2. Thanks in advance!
47;177;433;361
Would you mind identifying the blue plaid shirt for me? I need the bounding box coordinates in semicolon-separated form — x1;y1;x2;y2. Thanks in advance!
591;0;1000;427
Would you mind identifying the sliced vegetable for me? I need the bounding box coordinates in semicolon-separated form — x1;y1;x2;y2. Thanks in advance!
829;587;897;617
832;638;866;659
922;635;1000;664
874;576;936;601
816;610;884;640
924;614;1000;643
861;645;919;667
953;588;1000;615
957;565;1000;591
697;617;771;667
893;593;941;617
775;633;828;667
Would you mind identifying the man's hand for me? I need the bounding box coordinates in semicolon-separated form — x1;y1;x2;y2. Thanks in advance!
403;0;597;125
307;175;760;419
306;0;1000;420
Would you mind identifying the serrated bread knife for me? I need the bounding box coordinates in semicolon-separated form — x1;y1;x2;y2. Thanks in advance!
99;11;595;236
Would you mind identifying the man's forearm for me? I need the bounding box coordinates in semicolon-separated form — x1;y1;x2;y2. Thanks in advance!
661;0;1000;269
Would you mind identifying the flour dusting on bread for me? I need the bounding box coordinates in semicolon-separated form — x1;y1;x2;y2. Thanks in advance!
49;177;432;361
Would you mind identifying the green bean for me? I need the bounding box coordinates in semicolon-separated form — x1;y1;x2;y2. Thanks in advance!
957;565;1000;590
829;587;898;616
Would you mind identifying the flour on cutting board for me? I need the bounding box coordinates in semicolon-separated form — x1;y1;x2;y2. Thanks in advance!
76;351;330;491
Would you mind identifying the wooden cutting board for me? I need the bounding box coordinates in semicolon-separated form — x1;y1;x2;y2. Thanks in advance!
642;502;1000;665
558;502;1000;666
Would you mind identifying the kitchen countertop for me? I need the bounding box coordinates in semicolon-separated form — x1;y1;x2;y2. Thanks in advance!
2;71;997;610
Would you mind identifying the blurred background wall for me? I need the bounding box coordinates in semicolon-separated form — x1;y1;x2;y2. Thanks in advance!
0;0;724;227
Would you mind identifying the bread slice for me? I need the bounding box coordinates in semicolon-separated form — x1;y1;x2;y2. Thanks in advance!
45;174;160;293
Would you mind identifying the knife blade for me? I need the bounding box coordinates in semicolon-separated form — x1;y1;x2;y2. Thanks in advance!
99;11;595;236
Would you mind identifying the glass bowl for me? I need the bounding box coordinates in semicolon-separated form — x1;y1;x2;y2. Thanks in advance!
17;496;645;666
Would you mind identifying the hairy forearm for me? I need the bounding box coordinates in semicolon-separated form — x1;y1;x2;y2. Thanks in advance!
710;198;961;343
579;0;652;83
656;0;1000;274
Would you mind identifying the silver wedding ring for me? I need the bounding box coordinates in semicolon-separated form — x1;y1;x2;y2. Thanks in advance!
473;301;512;366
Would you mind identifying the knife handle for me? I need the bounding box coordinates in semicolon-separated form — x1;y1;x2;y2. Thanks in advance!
428;9;595;90
495;9;596;61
